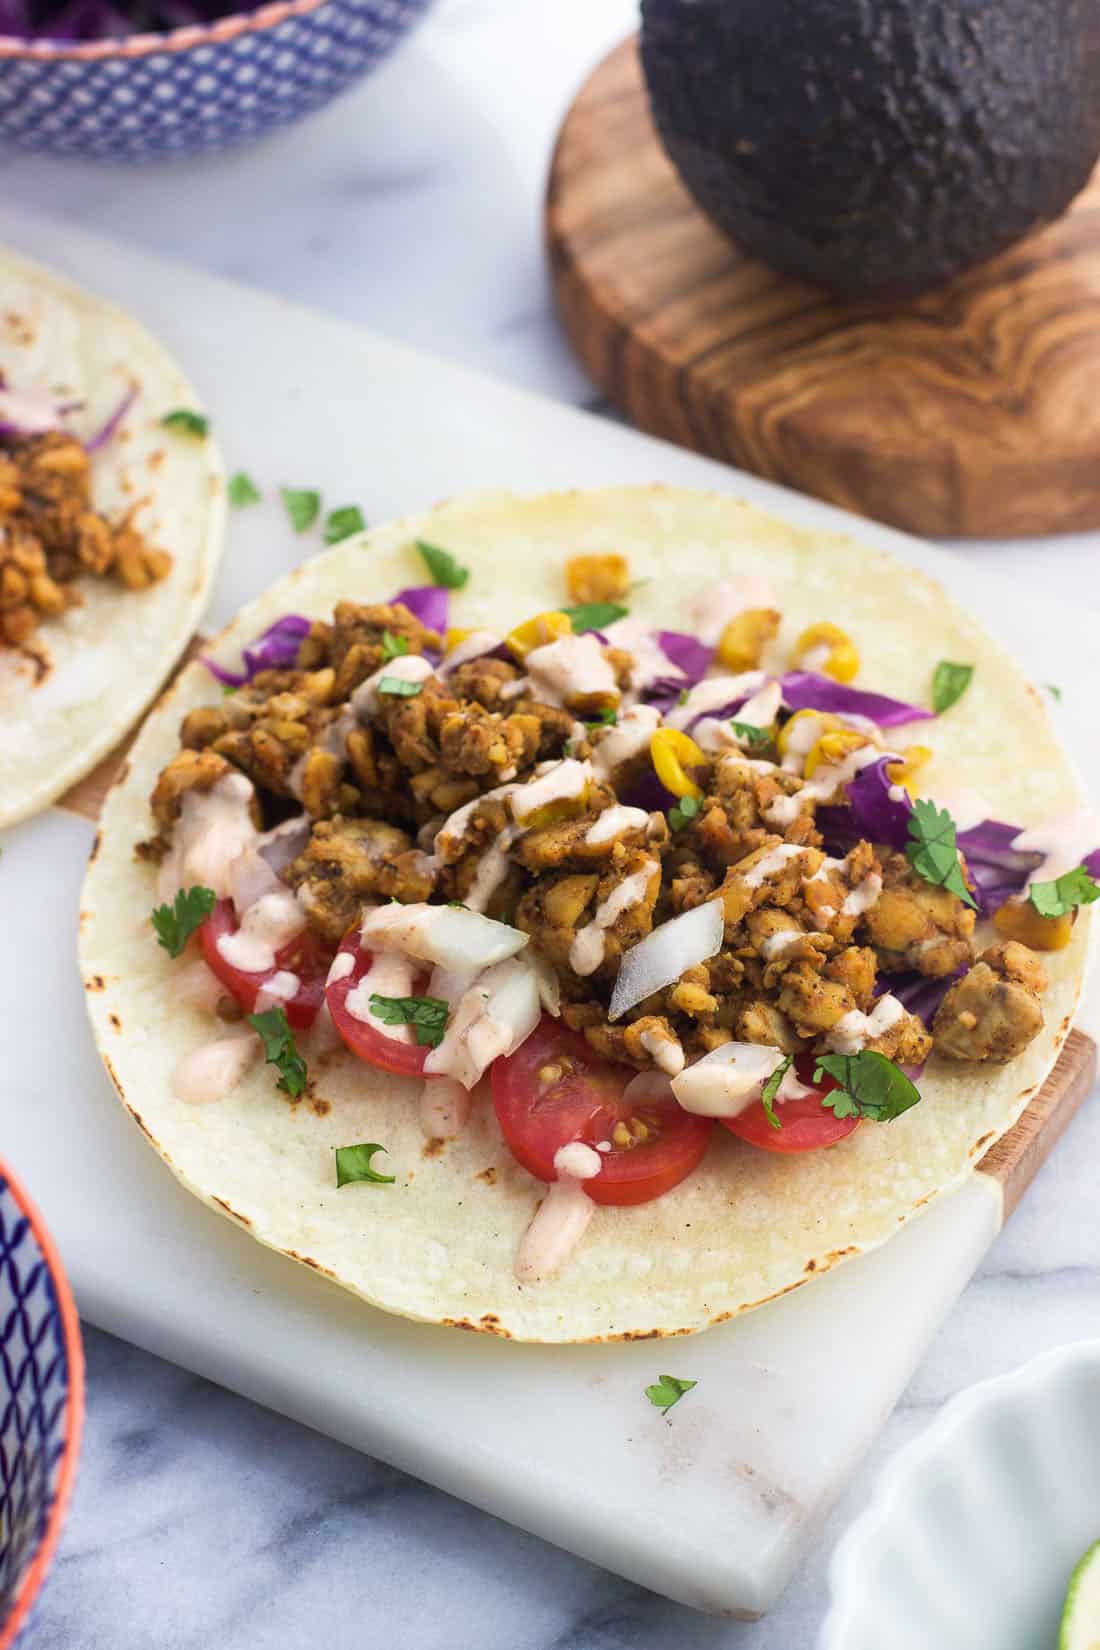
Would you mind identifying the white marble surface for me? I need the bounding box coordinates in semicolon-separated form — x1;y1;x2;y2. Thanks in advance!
3;1;1100;1645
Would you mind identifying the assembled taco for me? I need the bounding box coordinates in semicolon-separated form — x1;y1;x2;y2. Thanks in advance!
80;487;1096;1342
0;245;225;828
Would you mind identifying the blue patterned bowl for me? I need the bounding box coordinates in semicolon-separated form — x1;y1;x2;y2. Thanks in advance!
0;1163;83;1650
0;0;432;160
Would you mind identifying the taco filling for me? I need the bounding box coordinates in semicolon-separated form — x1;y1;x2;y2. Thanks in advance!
140;546;1100;1283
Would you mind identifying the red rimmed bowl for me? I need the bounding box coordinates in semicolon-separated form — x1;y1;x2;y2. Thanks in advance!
0;0;433;160
0;1161;83;1650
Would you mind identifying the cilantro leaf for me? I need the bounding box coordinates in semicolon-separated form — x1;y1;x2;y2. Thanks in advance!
906;798;977;908
381;630;410;662
1030;865;1100;919
668;794;701;832
729;719;769;747
932;660;974;715
368;993;450;1048
323;505;366;545
677;688;690;706
378;675;423;698
563;601;628;633
151;885;216;957
416;539;469;590
760;1054;792;1130
645;1374;697;1416
227;470;260;508
247;1007;308;1097
335;1143;395;1187
281;487;321;534
1045;682;1063;702
161;408;208;439
585;707;618;727
813;1050;921;1123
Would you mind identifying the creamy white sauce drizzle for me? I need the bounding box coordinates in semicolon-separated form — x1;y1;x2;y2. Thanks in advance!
585;805;649;845
1012;808;1100;883
434;783;518;856
666;671;764;732
158;773;259;902
256;969;300;1008
514;1142;602;1282
742;843;813;889
672;1040;785;1117
588;703;661;783
345;952;417;1041
841;873;883;918
735;679;782;732
418;1074;472;1139
569;864;657;977
351;652;434;718
326;950;355;985
464;828;517;913
174;959;227;1013
687;576;776;647
227;844;285;917
438;631;500;675
761;928;804;961
639;1027;685;1075
510;758;591;824
215;888;305;974
826;993;905;1054
602;617;682;698
525;633;617;708
173;1032;260;1104
765;743;882;827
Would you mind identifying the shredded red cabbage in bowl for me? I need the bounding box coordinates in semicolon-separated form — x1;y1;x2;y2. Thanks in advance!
0;0;264;41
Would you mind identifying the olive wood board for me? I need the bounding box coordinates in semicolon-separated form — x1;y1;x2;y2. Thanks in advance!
56;726;1098;1220
546;37;1100;539
4;205;1098;1620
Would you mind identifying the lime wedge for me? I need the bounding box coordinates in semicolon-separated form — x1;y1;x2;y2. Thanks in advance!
1060;1539;1100;1650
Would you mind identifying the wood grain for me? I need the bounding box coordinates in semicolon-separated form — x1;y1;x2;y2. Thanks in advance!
546;37;1100;538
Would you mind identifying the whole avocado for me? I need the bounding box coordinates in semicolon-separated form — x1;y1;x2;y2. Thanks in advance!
640;0;1100;298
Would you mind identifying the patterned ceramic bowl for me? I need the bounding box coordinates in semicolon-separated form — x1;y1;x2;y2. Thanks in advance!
821;1340;1100;1650
0;0;432;161
0;1162;83;1650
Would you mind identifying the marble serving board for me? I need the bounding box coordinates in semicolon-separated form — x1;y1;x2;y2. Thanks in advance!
1;207;1097;1619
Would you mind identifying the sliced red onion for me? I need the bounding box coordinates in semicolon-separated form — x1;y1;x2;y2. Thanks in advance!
85;384;139;454
609;900;724;1022
203;614;312;688
780;670;935;728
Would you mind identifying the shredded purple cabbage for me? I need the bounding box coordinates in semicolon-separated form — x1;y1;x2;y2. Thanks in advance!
620;770;679;814
844;755;913;850
390;585;448;639
955;820;1042;914
0;0;267;41
656;630;712;682
877;967;964;1028
684;693;753;737
204;614;312;689
85;384;139;454
780;670;934;728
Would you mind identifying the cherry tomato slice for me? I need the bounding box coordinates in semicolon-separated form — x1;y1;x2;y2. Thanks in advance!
325;933;431;1078
720;1052;858;1154
199;898;332;1031
491;1017;713;1206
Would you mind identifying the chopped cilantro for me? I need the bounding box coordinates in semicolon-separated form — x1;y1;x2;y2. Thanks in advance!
564;601;628;633
668;794;701;832
931;660;974;715
585;707;618;727
368;993;449;1048
323;505;366;545
378;675;423;698
814;1050;921;1123
729;719;769;747
677;687;690;706
645;1374;697;1416
381;630;410;662
1045;682;1063;702
1030;866;1100;919
906;798;977;908
416;539;469;589
161;408;208;439
281;487;321;534
760;1055;792;1130
247;1007;308;1098
151;885;215;958
227;470;260;507
335;1143;395;1187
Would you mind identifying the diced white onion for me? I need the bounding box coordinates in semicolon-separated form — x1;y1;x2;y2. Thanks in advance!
608;899;724;1022
360;902;528;974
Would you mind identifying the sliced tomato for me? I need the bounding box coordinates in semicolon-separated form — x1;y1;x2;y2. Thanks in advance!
720;1052;858;1154
325;933;431;1078
491;1017;713;1206
199;899;332;1031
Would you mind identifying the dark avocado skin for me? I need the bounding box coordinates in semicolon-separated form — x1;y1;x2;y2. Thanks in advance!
640;0;1100;298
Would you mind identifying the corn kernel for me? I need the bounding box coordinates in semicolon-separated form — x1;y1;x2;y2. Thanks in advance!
716;607;781;672
776;708;837;760
650;727;706;799
886;743;933;797
804;728;870;780
993;898;1073;952
565;553;629;604
505;610;572;661
795;621;860;684
445;627;477;654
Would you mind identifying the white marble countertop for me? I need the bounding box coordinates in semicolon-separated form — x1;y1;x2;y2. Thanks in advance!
5;2;1100;1645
